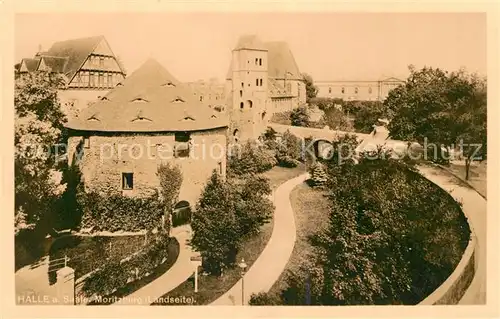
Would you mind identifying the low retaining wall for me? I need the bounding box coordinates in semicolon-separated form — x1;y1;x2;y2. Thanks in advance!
418;166;478;305
419;235;477;305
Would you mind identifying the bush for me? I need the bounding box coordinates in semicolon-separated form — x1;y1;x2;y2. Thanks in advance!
275;157;471;305
190;171;273;275
249;292;283;305
277;155;301;168
309;97;344;111
81;233;172;298
79;192;164;232
290;106;310;127
228;141;277;176
308;161;328;188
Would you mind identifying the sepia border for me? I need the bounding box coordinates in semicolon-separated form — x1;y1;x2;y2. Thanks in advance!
1;0;499;318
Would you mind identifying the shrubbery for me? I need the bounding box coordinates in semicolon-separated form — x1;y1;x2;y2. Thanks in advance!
190;171;274;275
79;192;165;232
228;141;278;176
290;106;310;127
81;232;172;298
251;154;471;305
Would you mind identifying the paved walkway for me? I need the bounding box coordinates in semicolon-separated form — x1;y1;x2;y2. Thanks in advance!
418;165;486;304
112;225;198;305
15;256;58;305
211;173;309;305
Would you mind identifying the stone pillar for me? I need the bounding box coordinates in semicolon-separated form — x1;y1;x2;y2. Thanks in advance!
56;267;75;305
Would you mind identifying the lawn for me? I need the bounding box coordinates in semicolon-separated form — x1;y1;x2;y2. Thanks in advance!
268;182;330;295
49;234;146;279
152;164;306;305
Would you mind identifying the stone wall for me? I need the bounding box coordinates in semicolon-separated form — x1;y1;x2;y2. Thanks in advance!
68;128;227;206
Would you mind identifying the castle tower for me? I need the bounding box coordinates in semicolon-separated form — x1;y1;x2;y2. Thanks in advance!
227;35;269;141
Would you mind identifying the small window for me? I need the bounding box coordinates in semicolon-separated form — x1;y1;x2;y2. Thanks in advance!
218;161;223;175
255;58;258;65
240;102;244;109
241;82;244;88
174;132;191;158
368;87;373;94
239;90;243;97
355;87;359;94
122;173;133;190
328;87;332;94
259;58;262;66
84;137;90;148
256;79;259;86
199;96;203;102
260;79;263;86
341;87;345;94
175;132;191;143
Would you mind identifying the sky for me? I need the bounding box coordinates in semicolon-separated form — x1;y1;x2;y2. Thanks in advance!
15;12;486;82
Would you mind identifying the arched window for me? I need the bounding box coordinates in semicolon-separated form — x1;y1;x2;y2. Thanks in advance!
256;79;259;86
240;102;244;109
246;100;253;108
233;129;240;143
240;90;243;97
259;58;262;66
260;79;263;86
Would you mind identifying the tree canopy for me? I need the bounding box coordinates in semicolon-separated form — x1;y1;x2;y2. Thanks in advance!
385;66;486;178
302;73;318;102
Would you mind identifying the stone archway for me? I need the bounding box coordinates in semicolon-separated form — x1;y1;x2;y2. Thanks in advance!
172;200;192;227
246;100;253;108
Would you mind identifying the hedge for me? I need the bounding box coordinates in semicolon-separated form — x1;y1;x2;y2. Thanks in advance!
81;233;171;298
79;192;165;232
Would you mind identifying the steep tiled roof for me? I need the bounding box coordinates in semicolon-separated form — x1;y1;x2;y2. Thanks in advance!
268;78;294;98
66;59;228;132
226;37;303;81
234;35;267;51
265;41;302;80
40;56;69;73
21;58;41;72
45;35;104;81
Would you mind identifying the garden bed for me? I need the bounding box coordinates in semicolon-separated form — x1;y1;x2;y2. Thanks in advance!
88;237;180;305
49;234;146;279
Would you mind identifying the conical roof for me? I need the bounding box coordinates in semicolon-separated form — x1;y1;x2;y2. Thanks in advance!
66;58;228;132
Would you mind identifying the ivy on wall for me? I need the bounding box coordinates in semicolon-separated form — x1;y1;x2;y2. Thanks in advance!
79;192;165;232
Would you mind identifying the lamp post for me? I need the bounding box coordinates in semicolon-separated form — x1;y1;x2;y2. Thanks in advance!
238;258;247;305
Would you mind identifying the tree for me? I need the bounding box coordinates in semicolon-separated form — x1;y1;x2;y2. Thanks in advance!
190;171;274;275
353;101;387;133
385;66;486;173
157;163;183;215
290;106;310;127
15;71;68;235
322;107;353;132
302;73;318;102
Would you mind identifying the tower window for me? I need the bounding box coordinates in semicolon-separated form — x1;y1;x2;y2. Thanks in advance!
240;102;244;109
122;173;133;190
260;79;263;86
83;137;90;148
241;82;244;88
256;79;259;86
255;58;258;65
240;90;243;97
200;96;203;102
259;58;262;66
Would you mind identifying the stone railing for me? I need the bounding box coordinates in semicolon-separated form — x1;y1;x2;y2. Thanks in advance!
418;168;478;305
